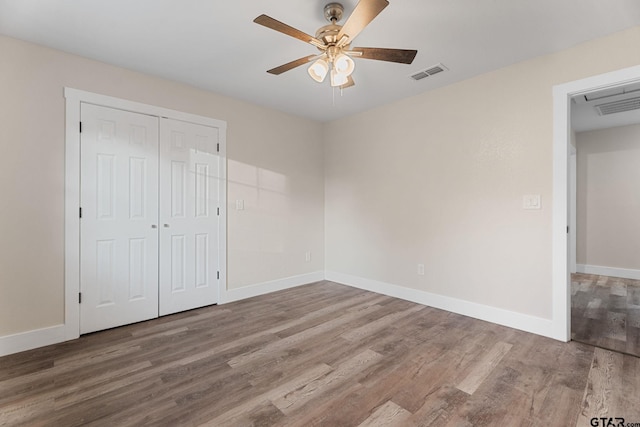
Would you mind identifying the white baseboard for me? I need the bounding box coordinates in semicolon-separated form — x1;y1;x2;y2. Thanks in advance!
220;271;325;304
325;271;555;340
0;271;324;357
576;264;640;280
0;324;67;357
2;269;559;356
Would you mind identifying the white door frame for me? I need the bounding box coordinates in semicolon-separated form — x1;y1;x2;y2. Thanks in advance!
551;65;640;342
64;87;227;340
569;146;577;276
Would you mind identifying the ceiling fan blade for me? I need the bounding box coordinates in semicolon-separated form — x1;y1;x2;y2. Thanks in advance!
267;55;318;75
337;0;389;46
254;15;325;48
350;47;417;64
340;75;355;89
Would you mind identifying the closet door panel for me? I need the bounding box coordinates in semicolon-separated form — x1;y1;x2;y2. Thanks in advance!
80;103;159;334
159;118;221;315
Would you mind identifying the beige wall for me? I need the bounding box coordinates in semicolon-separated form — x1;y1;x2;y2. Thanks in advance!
576;124;640;270
324;27;640;320
3;25;640;340
0;35;324;336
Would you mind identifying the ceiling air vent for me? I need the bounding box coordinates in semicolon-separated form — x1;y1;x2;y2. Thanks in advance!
595;97;640;115
410;63;448;81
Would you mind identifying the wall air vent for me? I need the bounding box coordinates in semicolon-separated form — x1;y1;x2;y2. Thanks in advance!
410;63;448;81
595;97;640;115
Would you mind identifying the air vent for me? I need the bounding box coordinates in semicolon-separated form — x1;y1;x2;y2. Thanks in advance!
410;63;448;81
595;97;640;115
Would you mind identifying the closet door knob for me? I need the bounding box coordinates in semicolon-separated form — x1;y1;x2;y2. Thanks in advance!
151;224;158;229
164;224;170;228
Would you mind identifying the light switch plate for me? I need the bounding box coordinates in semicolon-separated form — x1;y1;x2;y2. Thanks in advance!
523;194;541;210
235;199;244;211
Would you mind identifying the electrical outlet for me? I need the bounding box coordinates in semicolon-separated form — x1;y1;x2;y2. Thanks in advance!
417;264;425;276
305;251;311;262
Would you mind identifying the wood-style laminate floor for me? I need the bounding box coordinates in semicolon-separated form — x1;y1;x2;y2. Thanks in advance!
2;281;640;426
572;273;640;357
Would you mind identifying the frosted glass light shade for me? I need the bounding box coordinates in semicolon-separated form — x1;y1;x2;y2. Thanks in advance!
334;53;355;76
330;69;348;87
308;58;329;83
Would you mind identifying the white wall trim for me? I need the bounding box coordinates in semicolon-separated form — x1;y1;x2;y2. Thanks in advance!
64;88;227;128
552;64;640;342
0;271;323;357
326;271;554;339
63;87;227;341
576;264;640;281
569;151;577;274
0;325;66;357
217;122;228;306
220;271;325;304
64;88;82;342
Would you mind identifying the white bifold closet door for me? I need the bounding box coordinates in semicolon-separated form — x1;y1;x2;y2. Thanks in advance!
80;104;220;334
80;103;160;334
159;118;220;316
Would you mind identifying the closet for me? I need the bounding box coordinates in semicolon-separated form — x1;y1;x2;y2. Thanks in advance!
79;103;223;334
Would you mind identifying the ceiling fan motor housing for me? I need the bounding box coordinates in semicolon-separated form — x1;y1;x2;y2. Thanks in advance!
318;4;348;48
316;24;341;46
324;3;344;23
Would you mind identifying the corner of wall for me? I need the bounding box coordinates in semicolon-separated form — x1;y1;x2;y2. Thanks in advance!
220;271;325;304
325;271;556;340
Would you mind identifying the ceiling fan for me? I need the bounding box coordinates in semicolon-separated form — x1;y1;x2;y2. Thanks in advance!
253;0;418;89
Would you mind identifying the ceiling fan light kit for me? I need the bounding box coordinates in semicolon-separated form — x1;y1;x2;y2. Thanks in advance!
308;58;329;82
330;68;349;87
254;0;418;90
334;53;355;76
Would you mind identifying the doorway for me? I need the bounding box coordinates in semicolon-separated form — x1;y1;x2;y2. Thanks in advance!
553;66;640;353
568;86;640;356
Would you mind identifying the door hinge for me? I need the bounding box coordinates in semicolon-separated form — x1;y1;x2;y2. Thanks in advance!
567;226;569;234
217;271;220;280
216;143;220;152
79;292;82;304
217;207;220;216
79;207;82;218
79;122;82;133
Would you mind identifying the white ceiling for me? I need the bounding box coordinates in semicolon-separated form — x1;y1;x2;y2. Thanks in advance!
1;0;640;122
